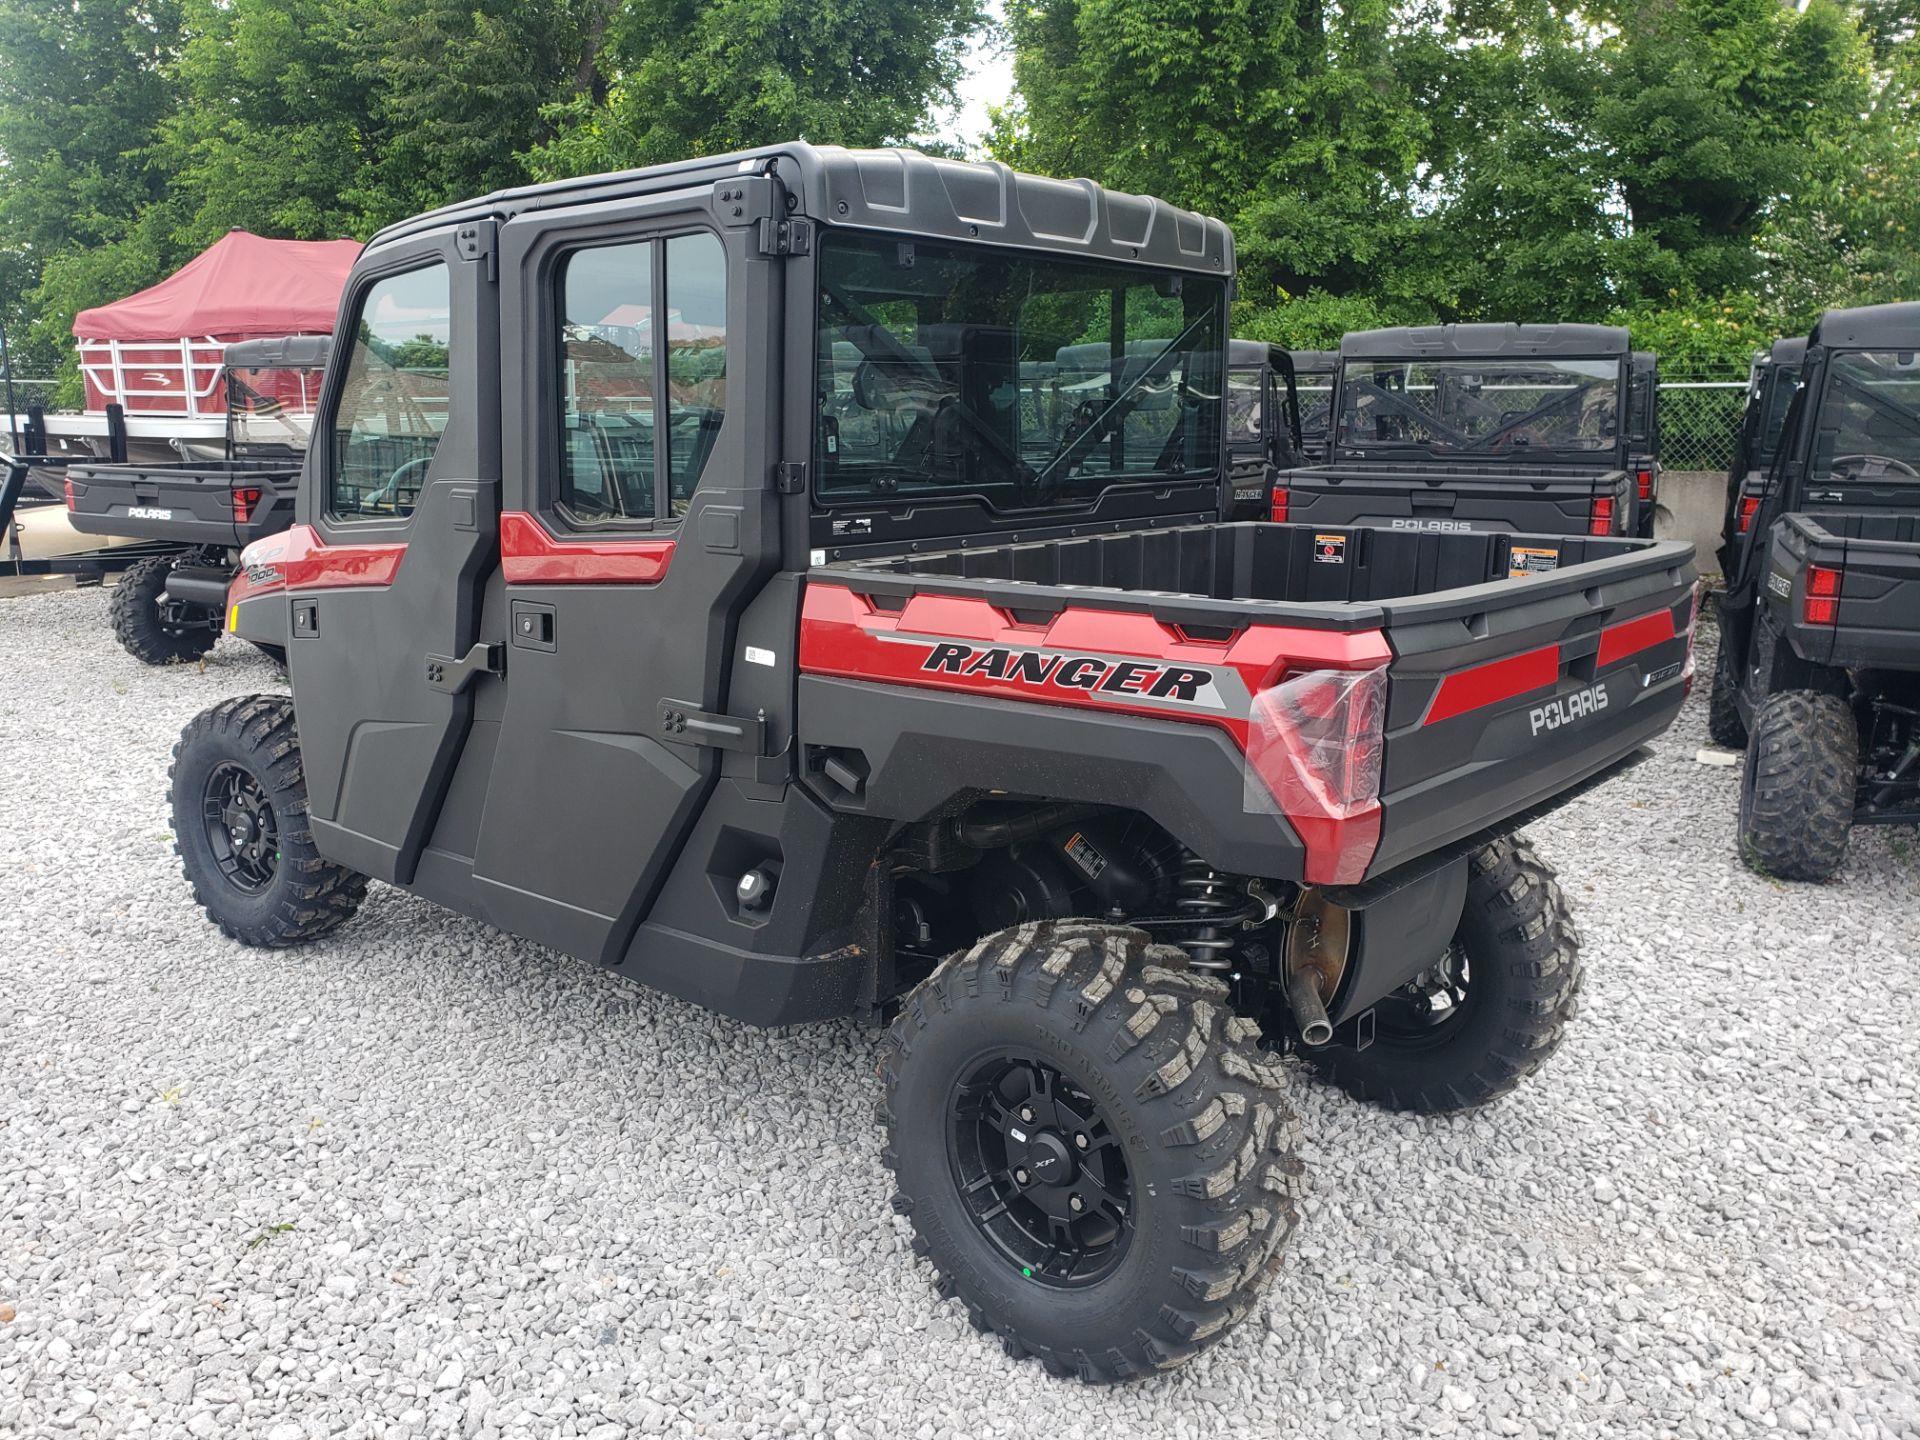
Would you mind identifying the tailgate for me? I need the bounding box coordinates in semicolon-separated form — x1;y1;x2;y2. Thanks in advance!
1766;511;1920;671
1367;543;1697;874
1283;464;1627;538
66;460;299;546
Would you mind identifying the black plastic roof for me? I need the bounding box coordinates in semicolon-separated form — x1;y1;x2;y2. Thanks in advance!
1631;350;1657;375
1769;335;1809;365
1809;302;1920;350
223;335;331;370
369;143;1232;277
1341;322;1630;361
1289;349;1336;372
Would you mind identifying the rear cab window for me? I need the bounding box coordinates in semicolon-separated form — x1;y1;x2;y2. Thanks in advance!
813;232;1226;514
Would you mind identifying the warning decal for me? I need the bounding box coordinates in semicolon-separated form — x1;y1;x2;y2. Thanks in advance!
1509;545;1561;580
1313;533;1348;565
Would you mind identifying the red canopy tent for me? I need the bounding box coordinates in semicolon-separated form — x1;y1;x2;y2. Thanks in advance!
72;230;360;417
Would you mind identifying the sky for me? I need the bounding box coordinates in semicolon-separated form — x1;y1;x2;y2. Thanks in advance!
930;3;1016;156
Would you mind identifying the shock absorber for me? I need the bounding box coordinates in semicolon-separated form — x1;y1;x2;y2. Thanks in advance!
1172;855;1254;971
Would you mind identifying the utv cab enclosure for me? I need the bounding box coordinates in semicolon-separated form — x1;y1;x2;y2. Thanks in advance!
1274;323;1638;539
1627;351;1661;538
1718;335;1807;577
177;144;1696;1381
65;334;332;664
1715;303;1920;879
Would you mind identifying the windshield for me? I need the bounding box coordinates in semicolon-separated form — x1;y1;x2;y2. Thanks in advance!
815;232;1225;509
1813;350;1920;484
1336;357;1621;455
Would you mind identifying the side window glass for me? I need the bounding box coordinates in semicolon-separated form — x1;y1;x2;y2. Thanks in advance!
330;264;452;519
559;241;656;522
665;232;727;512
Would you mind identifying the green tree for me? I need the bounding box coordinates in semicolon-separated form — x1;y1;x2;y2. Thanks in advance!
526;0;986;178
0;0;183;374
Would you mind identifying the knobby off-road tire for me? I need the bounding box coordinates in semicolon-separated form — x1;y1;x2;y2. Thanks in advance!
111;555;219;666
170;695;367;946
1738;690;1858;882
1302;834;1582;1114
1706;644;1749;749
881;920;1304;1383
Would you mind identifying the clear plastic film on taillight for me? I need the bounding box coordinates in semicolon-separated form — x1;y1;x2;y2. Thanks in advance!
1244;666;1389;885
1682;581;1702;695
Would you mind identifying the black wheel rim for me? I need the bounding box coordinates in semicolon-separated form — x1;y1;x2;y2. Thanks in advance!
945;1050;1133;1288
1374;943;1474;1047
202;761;279;894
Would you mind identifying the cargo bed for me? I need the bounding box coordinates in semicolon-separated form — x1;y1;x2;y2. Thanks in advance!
801;522;1698;883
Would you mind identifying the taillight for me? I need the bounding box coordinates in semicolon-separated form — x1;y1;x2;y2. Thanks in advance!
63;478;76;509
232;486;263;524
1737;495;1760;533
1269;485;1290;523
1588;495;1617;536
1637;469;1653;502
1804;564;1842;626
1246;666;1388;885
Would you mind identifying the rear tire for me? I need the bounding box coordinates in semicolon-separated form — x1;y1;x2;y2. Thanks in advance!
170;695;367;946
1738;690;1858;882
1706;644;1748;749
881;921;1303;1382
1301;834;1581;1113
111;555;219;666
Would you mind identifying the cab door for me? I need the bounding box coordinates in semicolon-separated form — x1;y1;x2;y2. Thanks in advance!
289;223;502;883
467;185;784;966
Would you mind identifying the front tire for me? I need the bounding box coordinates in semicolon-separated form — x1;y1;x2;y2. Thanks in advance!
170;695;367;946
1738;690;1858;882
1301;834;1581;1114
111;555;219;665
882;921;1303;1382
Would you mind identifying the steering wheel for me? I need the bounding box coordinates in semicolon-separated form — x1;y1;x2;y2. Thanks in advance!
364;455;434;511
1831;453;1919;478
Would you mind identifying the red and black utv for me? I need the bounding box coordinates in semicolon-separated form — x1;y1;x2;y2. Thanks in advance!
64;335;331;664
172;145;1697;1381
1269;324;1643;540
1714;304;1920;880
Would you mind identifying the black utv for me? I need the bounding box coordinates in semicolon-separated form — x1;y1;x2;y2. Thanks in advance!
1715;303;1920;880
1276;323;1640;540
171;144;1696;1380
65;335;331;664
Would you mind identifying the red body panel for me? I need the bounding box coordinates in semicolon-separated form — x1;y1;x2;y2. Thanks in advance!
800;582;1393;883
500;511;675;585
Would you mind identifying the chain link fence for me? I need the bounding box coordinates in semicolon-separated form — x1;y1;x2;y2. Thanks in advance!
1657;369;1749;473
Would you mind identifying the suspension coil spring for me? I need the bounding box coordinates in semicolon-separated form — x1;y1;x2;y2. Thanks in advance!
1172;856;1251;971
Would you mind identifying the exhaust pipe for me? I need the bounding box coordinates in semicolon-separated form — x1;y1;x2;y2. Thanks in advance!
1285;965;1333;1048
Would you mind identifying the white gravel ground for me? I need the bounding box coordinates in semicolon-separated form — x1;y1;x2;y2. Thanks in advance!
2;584;1917;1440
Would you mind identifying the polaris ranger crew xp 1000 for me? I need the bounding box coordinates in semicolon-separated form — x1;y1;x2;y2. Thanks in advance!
1717;303;1920;880
176;145;1698;1381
